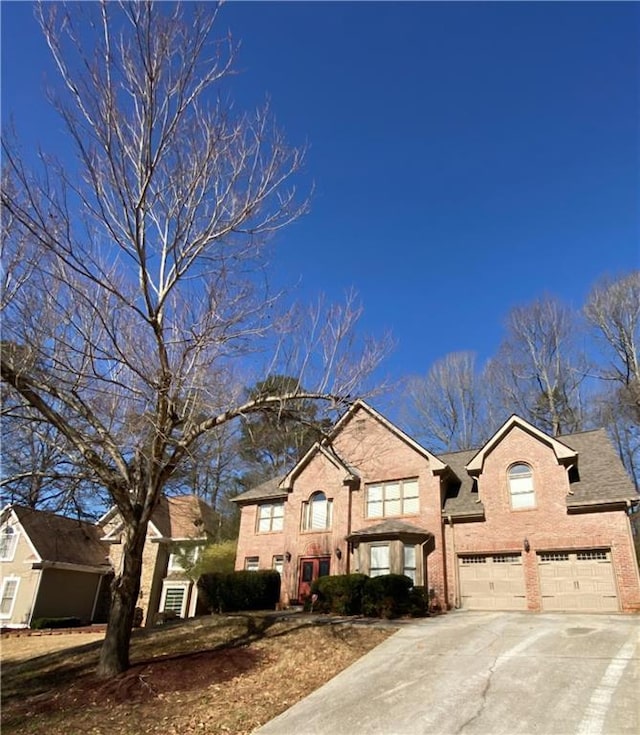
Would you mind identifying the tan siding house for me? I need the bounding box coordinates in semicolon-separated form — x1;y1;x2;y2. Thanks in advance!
233;401;640;613
0;506;111;628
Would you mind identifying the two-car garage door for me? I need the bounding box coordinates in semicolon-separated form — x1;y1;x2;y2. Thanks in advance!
458;549;619;612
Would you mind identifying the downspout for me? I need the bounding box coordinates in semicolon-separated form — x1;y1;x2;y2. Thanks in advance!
346;479;353;575
448;514;460;609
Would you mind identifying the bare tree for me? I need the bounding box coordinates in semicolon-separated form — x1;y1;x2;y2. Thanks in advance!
488;297;586;436
1;2;387;677
585;271;640;488
585;272;640;407
404;352;489;452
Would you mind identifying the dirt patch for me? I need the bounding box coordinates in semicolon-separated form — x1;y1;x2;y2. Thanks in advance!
1;615;395;735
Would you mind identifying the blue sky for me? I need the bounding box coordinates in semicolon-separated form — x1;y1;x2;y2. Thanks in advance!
2;1;639;412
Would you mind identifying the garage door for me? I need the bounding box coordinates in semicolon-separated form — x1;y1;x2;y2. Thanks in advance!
459;553;526;610
537;550;618;612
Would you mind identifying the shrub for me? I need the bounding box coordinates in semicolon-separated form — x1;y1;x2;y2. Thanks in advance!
311;574;368;615
407;586;429;617
198;570;280;613
362;574;413;619
30;616;82;630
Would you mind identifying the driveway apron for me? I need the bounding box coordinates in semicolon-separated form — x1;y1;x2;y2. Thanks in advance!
255;611;639;735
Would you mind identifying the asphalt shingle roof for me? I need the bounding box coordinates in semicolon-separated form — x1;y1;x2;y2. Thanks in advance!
347;519;433;541
151;495;217;539
9;505;110;567
231;477;288;504
441;428;637;518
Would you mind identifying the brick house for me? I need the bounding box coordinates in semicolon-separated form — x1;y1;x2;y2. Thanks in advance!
233;400;640;613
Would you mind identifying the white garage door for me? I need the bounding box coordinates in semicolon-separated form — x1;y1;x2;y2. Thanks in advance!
459;553;527;610
537;550;619;612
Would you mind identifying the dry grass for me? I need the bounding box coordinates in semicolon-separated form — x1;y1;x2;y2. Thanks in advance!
1;614;395;735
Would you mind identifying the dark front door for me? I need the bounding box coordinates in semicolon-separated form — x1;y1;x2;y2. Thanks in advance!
297;556;331;600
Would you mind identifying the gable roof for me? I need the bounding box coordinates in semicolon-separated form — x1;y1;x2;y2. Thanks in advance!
329;401;447;474
442;427;637;517
3;505;110;568
232;400;448;505
465;415;577;475
101;494;217;541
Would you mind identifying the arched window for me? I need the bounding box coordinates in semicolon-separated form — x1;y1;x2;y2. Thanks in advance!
302;492;332;531
508;463;535;509
0;525;17;561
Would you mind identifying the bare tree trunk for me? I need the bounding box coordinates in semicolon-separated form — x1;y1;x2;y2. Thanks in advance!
97;518;148;678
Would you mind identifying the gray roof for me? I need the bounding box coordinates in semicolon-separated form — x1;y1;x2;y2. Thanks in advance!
8;505;111;568
231;477;288;504
441;428;637;518
348;519;433;542
562;429;637;507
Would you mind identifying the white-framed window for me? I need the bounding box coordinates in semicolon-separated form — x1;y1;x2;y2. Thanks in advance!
257;502;284;533
508;463;535;509
272;555;284;576
403;544;417;584
245;556;259;571
0;525;18;562
366;479;419;518
168;544;201;573
370;544;390;577
301;492;333;531
0;577;20;619
160;581;190;617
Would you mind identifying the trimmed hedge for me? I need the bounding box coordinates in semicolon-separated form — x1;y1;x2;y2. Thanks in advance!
310;574;368;615
198;570;281;613
361;574;414;619
30;616;82;630
309;573;423;619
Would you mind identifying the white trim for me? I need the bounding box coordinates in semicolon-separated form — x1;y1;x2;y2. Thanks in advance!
466;415;577;475
159;580;191;618
0;576;20;620
2;509;42;562
33;561;111;574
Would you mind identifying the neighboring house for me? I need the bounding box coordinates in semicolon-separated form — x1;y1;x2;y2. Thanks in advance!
233;400;640;613
100;494;217;625
0;505;111;628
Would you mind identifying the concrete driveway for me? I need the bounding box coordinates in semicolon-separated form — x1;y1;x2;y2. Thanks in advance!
256;611;639;735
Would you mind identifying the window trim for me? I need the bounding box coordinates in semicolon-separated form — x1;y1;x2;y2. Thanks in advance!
403;544;417;585
508;463;536;510
301;492;333;532
0;525;18;562
366;478;419;519
0;576;20;620
245;556;259;572
168;544;202;573
272;555;284;576
369;543;390;577
256;502;285;533
159;580;190;618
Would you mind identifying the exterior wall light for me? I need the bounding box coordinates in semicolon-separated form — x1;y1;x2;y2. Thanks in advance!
285;551;292;562
523;538;530;553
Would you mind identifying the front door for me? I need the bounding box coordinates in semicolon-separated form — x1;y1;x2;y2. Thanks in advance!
297;556;331;601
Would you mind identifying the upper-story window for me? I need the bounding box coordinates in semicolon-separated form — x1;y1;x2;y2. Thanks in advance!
366;479;419;518
168;544;201;573
0;525;18;561
508;463;535;509
257;502;284;533
302;492;333;531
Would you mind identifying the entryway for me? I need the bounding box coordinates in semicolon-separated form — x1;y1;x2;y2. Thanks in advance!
297;556;330;600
